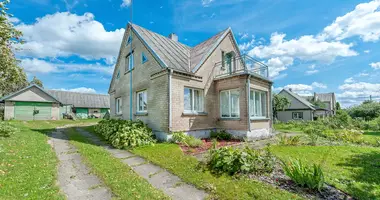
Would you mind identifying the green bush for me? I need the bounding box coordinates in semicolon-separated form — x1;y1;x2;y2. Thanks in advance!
321;129;364;144
303;126;323;146
210;129;232;141
207;146;275;175
278;134;301;146
281;159;324;191
171;131;203;148
94;119;155;148
0;121;17;137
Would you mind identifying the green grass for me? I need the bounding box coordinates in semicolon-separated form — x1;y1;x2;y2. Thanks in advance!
66;128;170;200
363;131;380;146
131;143;302;200
270;145;380;200
0;119;99;199
274;123;304;133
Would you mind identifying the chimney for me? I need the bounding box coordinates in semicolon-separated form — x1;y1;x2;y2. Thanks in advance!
313;92;317;101
289;88;292;92
168;33;178;42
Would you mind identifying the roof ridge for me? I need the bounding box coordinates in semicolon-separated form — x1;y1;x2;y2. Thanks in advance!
191;27;230;50
47;89;109;96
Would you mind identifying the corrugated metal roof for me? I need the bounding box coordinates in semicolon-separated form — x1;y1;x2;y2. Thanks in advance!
316;93;334;102
131;23;229;73
283;89;316;110
47;90;110;108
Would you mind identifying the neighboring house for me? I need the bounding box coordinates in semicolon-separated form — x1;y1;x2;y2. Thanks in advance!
109;23;273;140
47;90;110;119
277;89;331;122
303;92;336;116
0;84;110;120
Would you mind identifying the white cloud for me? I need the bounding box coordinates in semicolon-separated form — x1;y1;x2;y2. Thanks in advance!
20;58;114;75
264;56;294;78
321;0;380;42
364;50;371;53
121;0;131;7
359;72;369;77
202;0;214;7
337;81;380;107
311;82;327;89
305;70;319;75
51;87;97;93
15;12;124;61
344;77;355;83
238;38;255;52
370;62;380;69
239;33;249;40
8;17;20;24
249;32;357;63
284;84;313;92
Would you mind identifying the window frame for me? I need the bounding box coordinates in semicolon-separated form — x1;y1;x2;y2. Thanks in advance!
126;36;132;45
220;89;240;119
136;90;148;113
250;89;268;119
116;70;120;79
141;52;148;64
115;97;122;115
292;112;303;120
125;52;134;72
184;87;204;114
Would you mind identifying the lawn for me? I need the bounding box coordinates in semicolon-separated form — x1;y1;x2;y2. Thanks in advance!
66;128;170;200
363;131;380;146
270;145;380;200
274;123;303;133
0;119;99;199
132;143;302;200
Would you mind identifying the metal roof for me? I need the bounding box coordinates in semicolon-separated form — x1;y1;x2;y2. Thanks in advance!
0;84;61;103
130;23;229;73
47;90;110;108
282;89;316;110
315;93;334;102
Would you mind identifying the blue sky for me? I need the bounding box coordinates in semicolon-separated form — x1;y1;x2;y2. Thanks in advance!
8;0;380;107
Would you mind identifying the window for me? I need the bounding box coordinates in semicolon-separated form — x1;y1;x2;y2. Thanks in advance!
220;89;240;118
184;87;204;113
137;90;147;112
142;52;148;64
116;97;122;115
292;112;303;120
250;90;267;118
116;70;120;79
126;36;132;45
125;52;134;71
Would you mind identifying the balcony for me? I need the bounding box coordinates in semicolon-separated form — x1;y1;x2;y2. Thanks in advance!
214;55;269;79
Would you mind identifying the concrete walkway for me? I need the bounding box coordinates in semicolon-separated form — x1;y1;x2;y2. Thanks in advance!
75;128;208;200
48;127;112;200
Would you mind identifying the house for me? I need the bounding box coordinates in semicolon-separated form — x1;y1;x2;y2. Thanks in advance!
0;84;110;120
108;23;273;141
47;90;110;119
303;92;336;116
277;89;332;122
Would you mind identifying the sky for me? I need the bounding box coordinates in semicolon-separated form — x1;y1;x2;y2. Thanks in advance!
7;0;380;107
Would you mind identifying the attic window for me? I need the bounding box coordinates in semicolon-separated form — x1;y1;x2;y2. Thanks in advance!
142;52;148;64
126;36;132;45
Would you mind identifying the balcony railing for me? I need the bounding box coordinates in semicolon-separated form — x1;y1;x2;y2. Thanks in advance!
214;55;269;79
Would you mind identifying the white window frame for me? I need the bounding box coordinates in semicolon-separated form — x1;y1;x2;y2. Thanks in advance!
184;87;204;113
115;97;122;115
136;90;148;113
220;89;240;118
250;90;267;119
292;112;303;120
125;52;134;72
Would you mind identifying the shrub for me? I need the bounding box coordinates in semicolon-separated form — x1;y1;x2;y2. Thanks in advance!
207;146;275;175
278;134;301;146
171;131;203;148
303;126;323;146
210;130;232;141
321;129;364;144
94;119;155;148
281;159;324;191
0;121;17;137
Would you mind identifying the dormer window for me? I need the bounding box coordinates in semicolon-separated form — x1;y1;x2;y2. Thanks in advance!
142;52;148;64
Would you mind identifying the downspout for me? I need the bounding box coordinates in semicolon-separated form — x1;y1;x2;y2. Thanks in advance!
246;75;251;132
269;84;273;129
168;69;173;132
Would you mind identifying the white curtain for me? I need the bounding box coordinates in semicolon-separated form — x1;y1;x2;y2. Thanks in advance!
221;91;229;117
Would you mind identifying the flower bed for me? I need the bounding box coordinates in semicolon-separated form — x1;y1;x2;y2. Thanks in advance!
179;138;241;155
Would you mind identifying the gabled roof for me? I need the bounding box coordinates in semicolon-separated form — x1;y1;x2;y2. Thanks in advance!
315;93;335;102
0;84;61;103
281;89;316;110
47;90;110;109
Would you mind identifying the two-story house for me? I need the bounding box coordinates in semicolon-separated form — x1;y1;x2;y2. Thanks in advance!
108;23;273;140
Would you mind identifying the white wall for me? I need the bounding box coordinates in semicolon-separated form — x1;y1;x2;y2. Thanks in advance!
277;110;313;122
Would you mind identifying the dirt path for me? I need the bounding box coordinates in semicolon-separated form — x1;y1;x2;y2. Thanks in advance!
76;128;208;200
49;127;112;200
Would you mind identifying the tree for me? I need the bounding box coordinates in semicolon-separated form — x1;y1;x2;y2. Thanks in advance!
0;0;28;97
30;76;43;88
309;99;326;109
336;102;341;110
273;94;291;120
347;101;380;121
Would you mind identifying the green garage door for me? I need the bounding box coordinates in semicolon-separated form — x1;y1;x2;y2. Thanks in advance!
14;102;52;120
76;108;89;119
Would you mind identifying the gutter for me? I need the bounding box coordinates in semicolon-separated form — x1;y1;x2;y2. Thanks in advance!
246;75;251;132
168;69;173;132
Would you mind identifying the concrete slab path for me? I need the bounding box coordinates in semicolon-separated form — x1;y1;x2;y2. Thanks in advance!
49;127;112;200
76;128;208;200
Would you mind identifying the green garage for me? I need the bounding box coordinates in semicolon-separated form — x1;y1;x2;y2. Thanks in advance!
14;102;52;120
